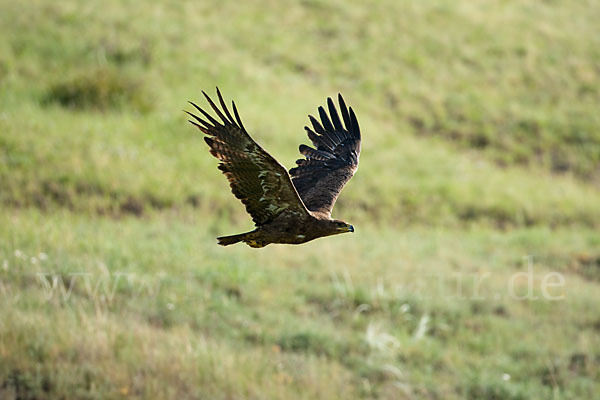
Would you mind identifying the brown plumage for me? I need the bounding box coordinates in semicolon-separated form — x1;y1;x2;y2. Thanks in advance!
186;88;361;248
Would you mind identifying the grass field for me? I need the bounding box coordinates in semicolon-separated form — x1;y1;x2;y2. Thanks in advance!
1;0;599;398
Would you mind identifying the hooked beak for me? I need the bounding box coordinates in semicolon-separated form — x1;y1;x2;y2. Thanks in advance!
338;224;354;233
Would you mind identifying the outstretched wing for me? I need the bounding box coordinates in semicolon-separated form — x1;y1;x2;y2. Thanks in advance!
186;88;310;226
289;94;361;216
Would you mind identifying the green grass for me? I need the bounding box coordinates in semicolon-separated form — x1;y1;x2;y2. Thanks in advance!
1;0;599;398
1;210;599;399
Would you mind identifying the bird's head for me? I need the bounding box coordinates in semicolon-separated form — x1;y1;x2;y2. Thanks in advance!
328;219;355;235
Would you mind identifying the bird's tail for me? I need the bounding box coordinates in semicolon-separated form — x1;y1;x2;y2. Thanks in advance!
217;232;250;246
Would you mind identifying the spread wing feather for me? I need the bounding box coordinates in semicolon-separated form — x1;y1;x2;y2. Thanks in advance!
187;88;309;226
289;94;361;215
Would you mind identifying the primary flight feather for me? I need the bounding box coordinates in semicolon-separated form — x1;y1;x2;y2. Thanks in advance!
186;88;361;248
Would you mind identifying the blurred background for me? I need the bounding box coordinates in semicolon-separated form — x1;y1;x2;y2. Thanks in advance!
1;0;599;398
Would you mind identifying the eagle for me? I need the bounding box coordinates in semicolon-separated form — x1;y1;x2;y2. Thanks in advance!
186;88;361;248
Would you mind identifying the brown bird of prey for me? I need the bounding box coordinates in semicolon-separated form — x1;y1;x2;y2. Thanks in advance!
186;89;361;248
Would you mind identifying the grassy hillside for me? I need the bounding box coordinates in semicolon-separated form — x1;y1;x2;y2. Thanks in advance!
1;0;599;399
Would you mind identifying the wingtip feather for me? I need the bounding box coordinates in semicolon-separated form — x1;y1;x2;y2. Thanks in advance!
216;87;235;124
349;107;360;138
231;100;247;132
327;97;344;132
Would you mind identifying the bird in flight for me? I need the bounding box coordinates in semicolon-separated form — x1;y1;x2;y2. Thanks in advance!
186;88;361;248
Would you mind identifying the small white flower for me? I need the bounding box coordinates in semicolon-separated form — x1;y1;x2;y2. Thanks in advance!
38;253;48;261
166;303;175;310
30;257;38;264
14;250;23;258
502;373;511;381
